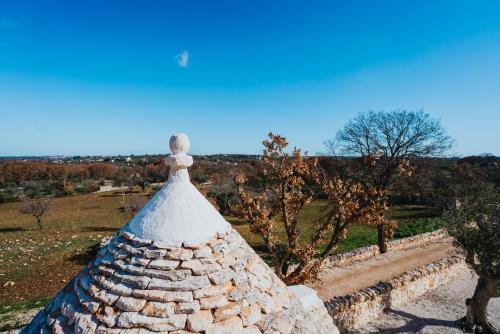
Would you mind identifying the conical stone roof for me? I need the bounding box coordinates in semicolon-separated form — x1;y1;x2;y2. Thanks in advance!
22;134;337;334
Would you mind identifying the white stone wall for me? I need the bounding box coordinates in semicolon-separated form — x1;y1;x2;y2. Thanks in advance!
324;229;448;268
324;256;466;332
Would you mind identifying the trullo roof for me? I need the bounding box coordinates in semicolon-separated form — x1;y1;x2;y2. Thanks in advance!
22;134;338;334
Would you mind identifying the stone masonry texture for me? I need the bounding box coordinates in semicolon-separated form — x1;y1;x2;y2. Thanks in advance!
22;228;337;334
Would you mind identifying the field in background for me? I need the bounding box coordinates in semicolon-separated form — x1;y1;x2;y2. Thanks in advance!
0;189;440;325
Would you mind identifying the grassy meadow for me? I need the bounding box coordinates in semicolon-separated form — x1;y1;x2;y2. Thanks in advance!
0;189;440;320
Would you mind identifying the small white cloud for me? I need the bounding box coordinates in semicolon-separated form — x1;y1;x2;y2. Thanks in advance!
176;50;189;68
0;17;17;29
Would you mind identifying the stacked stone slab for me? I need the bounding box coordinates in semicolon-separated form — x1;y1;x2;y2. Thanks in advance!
22;134;337;334
324;256;464;331
24;228;335;333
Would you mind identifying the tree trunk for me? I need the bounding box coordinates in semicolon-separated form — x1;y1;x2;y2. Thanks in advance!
36;217;43;230
281;260;290;277
464;277;498;334
377;224;387;254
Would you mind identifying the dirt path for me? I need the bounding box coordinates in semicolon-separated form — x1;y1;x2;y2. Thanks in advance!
311;237;455;300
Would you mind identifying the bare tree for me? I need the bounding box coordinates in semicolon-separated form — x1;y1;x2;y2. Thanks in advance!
124;195;147;217
444;183;499;334
20;197;54;230
326;110;453;253
234;133;386;284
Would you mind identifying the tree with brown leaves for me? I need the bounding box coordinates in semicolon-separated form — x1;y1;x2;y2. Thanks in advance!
234;133;387;285
19;197;54;230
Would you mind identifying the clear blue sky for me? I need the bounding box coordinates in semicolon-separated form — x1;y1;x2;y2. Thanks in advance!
1;1;499;156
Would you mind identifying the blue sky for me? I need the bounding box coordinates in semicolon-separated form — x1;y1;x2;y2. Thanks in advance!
0;1;499;156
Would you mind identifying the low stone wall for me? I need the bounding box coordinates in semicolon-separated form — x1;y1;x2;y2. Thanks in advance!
324;256;466;332
387;228;448;251
325;229;448;268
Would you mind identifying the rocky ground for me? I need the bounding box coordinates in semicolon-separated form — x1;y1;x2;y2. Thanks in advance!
351;270;500;334
0;307;42;332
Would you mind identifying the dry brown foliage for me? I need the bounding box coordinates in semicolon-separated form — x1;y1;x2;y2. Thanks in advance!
233;133;389;285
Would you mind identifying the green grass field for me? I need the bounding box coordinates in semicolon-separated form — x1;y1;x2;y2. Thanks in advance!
0;190;441;320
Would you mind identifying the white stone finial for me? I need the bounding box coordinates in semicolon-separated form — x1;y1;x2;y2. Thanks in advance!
124;131;230;246
169;133;190;154
165;133;193;181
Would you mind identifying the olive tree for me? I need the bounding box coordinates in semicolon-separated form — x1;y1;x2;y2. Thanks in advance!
326;110;453;253
444;183;499;334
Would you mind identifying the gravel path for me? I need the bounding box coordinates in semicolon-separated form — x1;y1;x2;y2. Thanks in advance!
351;271;500;334
312;237;455;299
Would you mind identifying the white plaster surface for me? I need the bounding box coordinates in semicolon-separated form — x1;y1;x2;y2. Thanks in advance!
124;134;230;246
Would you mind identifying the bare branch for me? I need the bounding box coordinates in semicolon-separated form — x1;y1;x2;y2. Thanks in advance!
20;197;54;229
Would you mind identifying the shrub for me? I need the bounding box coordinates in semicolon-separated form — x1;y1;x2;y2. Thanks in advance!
393;218;443;238
193;175;209;184
207;191;238;215
57;180;74;196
